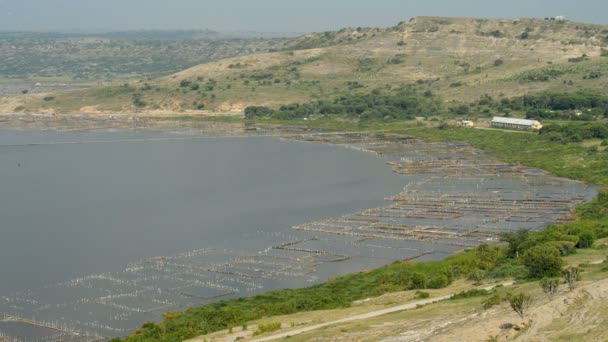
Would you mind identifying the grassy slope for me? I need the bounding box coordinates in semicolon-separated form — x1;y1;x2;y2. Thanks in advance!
6;16;608;114
193;247;608;342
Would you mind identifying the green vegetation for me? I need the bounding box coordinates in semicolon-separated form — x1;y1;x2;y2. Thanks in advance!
450;289;490;300
244;87;441;120
402;125;608;185
114;190;608;342
522;245;564;278
539;278;560;299
506;292;534;319
12;17;608;114
252;322;282;336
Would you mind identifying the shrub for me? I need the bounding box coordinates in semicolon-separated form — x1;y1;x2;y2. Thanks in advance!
43;96;55;101
506;293;533;319
539;278;560;299
410;273;428;289
481;294;503;310
451;289;489;300
487;262;528;279
562;267;580;291
428;274;449;289
523;245;563;278
487;30;505;38
415;291;430;299
253;322;282;336
494;59;504;66
244;106;274;119
542;241;576;256
576;231;595;248
468;269;486;284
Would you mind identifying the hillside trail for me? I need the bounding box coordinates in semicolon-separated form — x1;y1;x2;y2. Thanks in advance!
247;281;516;342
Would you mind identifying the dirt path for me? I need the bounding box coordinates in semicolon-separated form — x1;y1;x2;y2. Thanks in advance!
248;281;515;342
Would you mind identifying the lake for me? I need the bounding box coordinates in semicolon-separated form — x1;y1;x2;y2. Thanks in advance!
0;129;595;340
0;129;410;338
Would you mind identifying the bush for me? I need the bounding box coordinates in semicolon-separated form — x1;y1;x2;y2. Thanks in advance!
494;59;504;66
410;273;428;289
468;269;486;284
415;291;430;299
523;245;563;278
487;262;528;279
451;289;489;300
428;274;449;289
562;267;580;291
576;231;595;248
481;294;503;310
507;293;533;319
244;106;274;119
539;278;560;299
253;322;282;336
542;241;576;256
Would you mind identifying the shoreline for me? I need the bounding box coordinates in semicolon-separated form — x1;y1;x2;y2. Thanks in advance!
0;121;599;340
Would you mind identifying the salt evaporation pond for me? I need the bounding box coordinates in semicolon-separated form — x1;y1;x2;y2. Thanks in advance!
0;129;597;341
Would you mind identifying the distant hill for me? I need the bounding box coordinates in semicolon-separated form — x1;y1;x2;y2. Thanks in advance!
3;16;608;115
0;31;291;83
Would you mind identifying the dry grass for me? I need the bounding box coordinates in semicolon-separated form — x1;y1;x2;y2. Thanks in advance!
7;17;608;115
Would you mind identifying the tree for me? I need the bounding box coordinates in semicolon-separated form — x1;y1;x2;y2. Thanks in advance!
410;272;428;289
499;229;529;258
539;278;560;299
507;293;533;319
523;245;563;278
562;267;579;291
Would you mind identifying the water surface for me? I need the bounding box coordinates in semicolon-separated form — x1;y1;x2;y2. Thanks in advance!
0;129;405;296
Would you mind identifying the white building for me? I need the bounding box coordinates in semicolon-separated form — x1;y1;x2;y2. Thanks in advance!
491;117;543;130
458;120;475;127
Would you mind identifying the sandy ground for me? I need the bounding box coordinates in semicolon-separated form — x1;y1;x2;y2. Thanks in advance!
246;282;515;342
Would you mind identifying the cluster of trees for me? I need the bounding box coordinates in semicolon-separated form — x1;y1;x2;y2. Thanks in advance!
471;92;608;120
525;109;594;121
519;92;608;111
245;89;441;121
539;122;608;143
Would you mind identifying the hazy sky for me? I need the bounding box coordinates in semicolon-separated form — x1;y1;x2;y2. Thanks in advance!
0;0;606;33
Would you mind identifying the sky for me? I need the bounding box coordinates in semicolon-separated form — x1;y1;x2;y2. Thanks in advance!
0;0;607;33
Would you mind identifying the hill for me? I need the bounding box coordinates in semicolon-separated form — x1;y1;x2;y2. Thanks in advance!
0;30;290;86
3;16;608;116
